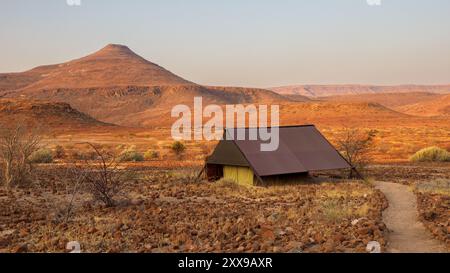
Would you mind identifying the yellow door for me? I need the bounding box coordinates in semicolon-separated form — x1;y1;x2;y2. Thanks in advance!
223;166;254;186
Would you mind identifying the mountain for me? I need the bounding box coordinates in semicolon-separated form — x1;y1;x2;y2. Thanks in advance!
395;94;450;117
0;98;110;129
0;44;191;93
0;44;290;127
269;85;450;98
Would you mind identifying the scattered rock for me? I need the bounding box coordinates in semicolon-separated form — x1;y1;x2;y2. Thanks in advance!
0;170;389;253
287;241;303;253
259;226;275;241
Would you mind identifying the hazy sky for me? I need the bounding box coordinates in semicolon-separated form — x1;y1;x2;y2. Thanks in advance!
1;0;449;87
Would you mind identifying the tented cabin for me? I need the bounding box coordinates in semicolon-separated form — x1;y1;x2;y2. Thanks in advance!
204;125;352;186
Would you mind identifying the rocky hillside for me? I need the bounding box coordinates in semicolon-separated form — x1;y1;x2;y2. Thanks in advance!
396;94;450;117
0;99;110;129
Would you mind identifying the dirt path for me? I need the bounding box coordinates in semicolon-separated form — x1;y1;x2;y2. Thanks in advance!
374;181;447;253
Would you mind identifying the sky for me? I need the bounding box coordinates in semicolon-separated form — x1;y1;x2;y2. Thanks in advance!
1;0;449;88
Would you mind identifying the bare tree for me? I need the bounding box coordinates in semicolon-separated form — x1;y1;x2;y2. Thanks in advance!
0;123;41;188
78;143;133;207
336;127;377;178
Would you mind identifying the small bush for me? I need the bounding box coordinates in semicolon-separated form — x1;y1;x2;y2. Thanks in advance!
171;141;186;158
29;149;53;164
409;147;450;162
144;150;159;160
54;145;66;159
119;150;144;162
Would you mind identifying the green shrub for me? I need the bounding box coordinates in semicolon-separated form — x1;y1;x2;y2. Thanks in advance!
29;149;53;164
144;150;159;160
171;141;186;157
409;147;450;162
119;150;144;162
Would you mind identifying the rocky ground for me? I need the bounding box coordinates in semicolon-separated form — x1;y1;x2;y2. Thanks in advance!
366;163;450;185
415;181;450;248
0;167;387;253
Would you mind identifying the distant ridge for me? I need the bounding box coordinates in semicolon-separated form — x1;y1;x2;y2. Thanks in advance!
269;84;450;98
395;94;450;117
319;92;444;108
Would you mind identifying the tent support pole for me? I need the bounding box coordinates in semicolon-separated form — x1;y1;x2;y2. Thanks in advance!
351;167;365;180
196;164;206;182
255;174;264;187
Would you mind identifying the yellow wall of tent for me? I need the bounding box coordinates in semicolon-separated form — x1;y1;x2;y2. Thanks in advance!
223;166;254;186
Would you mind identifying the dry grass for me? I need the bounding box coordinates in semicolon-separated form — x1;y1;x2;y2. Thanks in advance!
410;147;450;162
320;187;372;199
319;199;370;223
414;179;450;196
214;178;246;190
167;168;203;183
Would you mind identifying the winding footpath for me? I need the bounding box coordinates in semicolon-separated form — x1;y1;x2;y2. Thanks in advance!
374;181;447;253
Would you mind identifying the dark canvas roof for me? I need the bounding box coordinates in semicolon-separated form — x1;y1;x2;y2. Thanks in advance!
207;125;351;177
206;140;249;167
